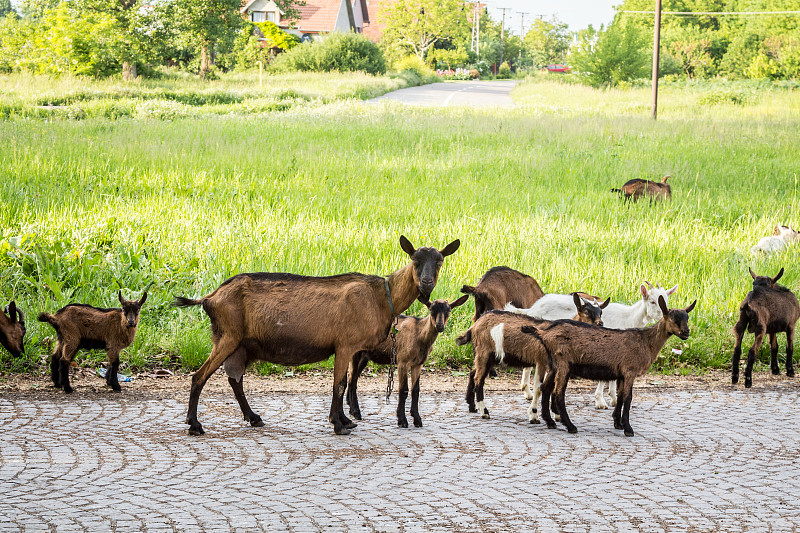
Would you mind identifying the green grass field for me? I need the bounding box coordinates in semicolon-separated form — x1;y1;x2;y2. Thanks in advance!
1;72;798;378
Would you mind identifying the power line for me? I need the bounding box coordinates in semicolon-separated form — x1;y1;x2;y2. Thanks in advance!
621;10;800;16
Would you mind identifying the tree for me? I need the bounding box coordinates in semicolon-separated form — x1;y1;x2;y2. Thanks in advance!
175;0;243;78
0;0;14;18
18;0;58;19
569;21;650;86
523;17;571;69
378;0;469;61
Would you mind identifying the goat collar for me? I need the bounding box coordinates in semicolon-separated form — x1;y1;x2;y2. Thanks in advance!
384;278;396;318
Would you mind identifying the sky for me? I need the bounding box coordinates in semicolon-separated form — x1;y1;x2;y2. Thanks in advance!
483;0;618;35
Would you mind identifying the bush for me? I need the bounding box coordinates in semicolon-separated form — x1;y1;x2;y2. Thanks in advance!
697;88;757;106
274;32;385;75
392;54;432;77
497;61;511;79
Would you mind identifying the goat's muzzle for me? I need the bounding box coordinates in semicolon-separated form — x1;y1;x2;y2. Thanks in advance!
678;330;690;340
435;324;446;333
127;322;136;328
419;282;435;299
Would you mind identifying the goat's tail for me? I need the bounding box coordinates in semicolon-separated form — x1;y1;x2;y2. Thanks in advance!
37;312;57;326
456;328;473;346
460;284;476;295
173;296;203;308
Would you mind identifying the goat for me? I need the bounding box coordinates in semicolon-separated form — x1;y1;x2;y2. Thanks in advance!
611;175;671;203
0;301;26;358
751;225;800;255
525;296;695;437
461;266;544;322
346;295;469;428
732;268;799;387
38;291;147;393
511;282;676;409
173;236;460;436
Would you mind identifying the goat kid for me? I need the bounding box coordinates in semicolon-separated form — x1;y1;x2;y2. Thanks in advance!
751;225;800;255
461;266;544;322
347;295;469;428
174;236;460;436
732;268;799;387
527;296;695;437
611;175;671;203
38;291;147;393
0;301;26;358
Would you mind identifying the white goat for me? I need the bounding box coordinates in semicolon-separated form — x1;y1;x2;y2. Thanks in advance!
509;282;676;414
751;225;800;255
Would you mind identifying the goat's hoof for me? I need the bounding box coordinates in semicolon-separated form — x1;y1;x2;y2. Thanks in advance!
110;384;121;392
624;429;635;437
397;419;409;428
744;378;752;388
350;410;363;421
481;410;490;419
546;422;557;429
731;375;739;384
63;386;73;394
468;406;477;413
413;418;423;428
567;427;578;434
529;418;540;424
334;426;351;435
524;392;533;401
188;423;205;436
595;403;608;410
248;416;265;428
344;420;357;430
772;368;781;375
787;370;795;378
614;422;624;430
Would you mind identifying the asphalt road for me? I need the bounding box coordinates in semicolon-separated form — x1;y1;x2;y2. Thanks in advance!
2;379;799;532
369;80;518;107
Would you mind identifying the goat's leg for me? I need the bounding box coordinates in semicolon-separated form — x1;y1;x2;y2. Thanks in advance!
186;335;241;436
539;368;558;429
769;333;780;375
620;380;635;437
520;366;533;400
409;365;423;428
224;347;263;428
58;342;79;394
731;312;748;384
609;379;618;407
105;348;122;392
786;327;795;378
613;377;626;430
553;366;576;433
744;330;765;388
396;362;410;428
329;349;357;435
347;352;370;420
594;381;608;409
528;365;543;423
466;369;477;413
473;363;491;419
50;342;63;388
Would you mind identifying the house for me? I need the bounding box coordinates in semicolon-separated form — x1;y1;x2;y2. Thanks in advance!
242;0;377;42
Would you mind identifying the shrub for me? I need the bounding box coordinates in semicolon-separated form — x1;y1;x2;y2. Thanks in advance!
393;54;432;77
698;88;757;106
274;32;386;75
497;61;511;79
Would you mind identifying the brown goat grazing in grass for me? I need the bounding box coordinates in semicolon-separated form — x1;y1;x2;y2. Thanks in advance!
611;175;671;203
173;236;460;436
0;301;26;358
525;296;695;437
346;295;469;427
732;268;799;388
38;291;147;393
457;294;605;424
461;266;544;322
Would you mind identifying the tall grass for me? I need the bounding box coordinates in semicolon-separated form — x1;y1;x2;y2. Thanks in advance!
1;75;798;375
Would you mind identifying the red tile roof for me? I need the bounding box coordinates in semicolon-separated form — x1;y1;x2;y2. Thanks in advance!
291;0;342;33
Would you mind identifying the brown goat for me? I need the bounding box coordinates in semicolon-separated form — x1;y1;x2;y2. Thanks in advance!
0;301;26;358
457;294;604;424
611;175;671;203
525;296;695;437
461;266;544;322
173;236;460;436
732;268;799;387
38;291;147;393
346;295;469;427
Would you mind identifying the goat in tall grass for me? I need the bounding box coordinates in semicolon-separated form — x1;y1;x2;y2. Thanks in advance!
0;301;26;358
612;176;671;203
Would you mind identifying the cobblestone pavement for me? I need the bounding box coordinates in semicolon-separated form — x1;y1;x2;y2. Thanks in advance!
1;378;799;532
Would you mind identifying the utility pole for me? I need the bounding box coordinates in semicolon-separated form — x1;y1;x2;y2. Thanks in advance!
499;7;509;65
471;1;481;56
518;11;529;67
650;0;662;119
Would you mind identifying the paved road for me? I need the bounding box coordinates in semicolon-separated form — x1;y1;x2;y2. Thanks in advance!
369;80;517;107
1;384;799;532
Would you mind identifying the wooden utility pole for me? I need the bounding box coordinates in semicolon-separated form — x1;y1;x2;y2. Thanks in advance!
650;0;662;119
519;11;529;67
499;7;509;65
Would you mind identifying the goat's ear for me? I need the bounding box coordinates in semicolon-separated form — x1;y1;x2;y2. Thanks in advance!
572;292;582;310
399;235;416;257
685;300;697;313
7;301;16;323
139;291;148;306
773;268;784;283
774;225;782;235
439;239;460;257
450;295;469;308
118;290;125;304
600;297;611;309
640;284;648;298
666;284;678;296
15;306;23;323
749;267;757;280
657;295;668;316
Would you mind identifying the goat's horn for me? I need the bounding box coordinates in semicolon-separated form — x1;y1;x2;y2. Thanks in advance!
644;281;654;289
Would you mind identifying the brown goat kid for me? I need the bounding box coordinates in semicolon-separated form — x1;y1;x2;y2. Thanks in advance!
457;294;604;423
174;236;460;436
347;295;469;428
732;268;799;387
0;301;26;358
461;266;544;322
525;296;695;437
38;291;147;393
611;175;671;203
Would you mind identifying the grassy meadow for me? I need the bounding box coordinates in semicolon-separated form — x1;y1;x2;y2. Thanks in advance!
1;72;799;378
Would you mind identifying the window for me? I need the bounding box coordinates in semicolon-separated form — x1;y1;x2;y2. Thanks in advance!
251;11;265;22
267;11;276;22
